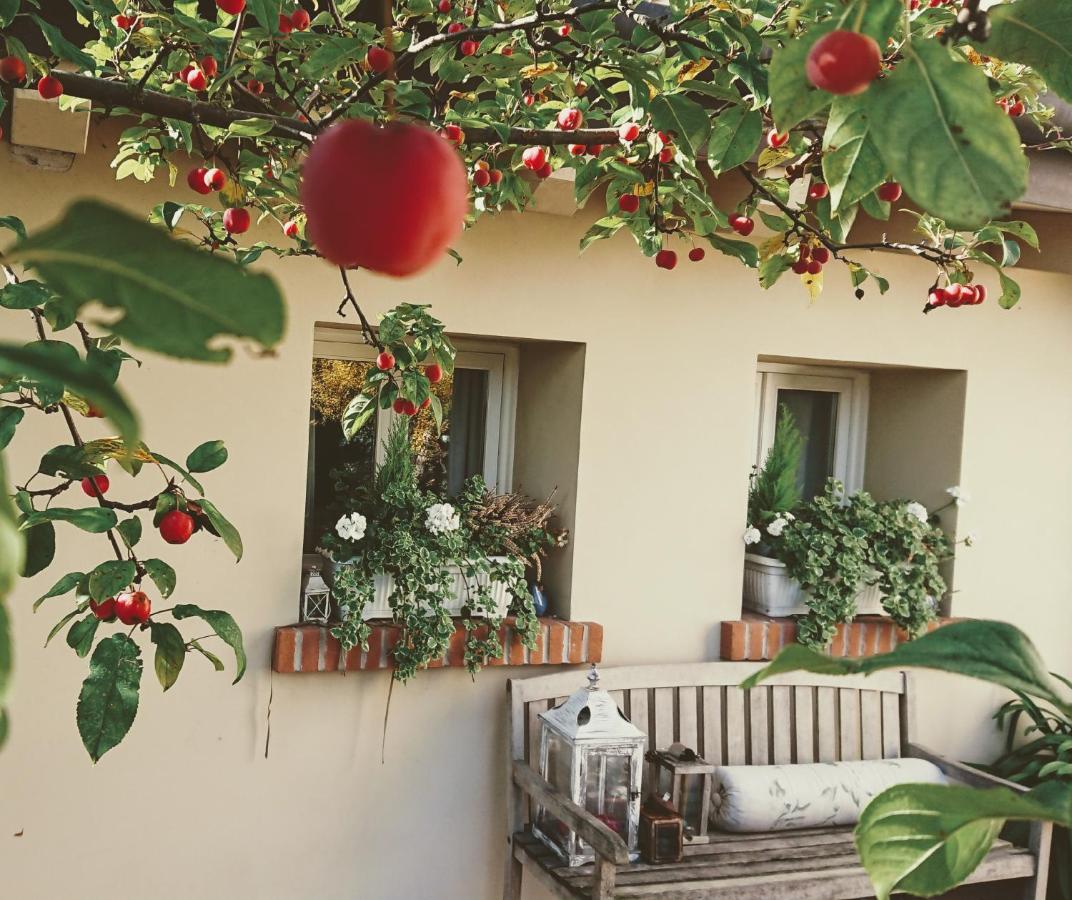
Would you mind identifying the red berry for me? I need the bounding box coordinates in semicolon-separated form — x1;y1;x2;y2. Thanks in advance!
438;0;451;10
367;46;394;73
401;399;418;416
37;76;64;100
216;0;246;13
811;246;830;264
655;249;677;270
472;168;491;187
877;181;902;202
944;284;965;307
973;283;987;305
290;8;311;30
522;146;547;170
89;597;117;621
203;167;226;191
536;162;553;179
178;64;194;82
115;590;151;626
659;145;675;163
283;219;300;238
798;244;810;259
792;259;809;275
557;107;583;131
522;92;535;106
766;129;789;149
618;194;640;213
0;56;26;83
187;167;213;194
460;39;478;56
1006;99;1025;117
489;169;503;184
729;214;755;236
447;22;464;34
928;289;946;308
558;24;572;36
200;56;218;78
223;207;251;234
442;123;465;145
420;397;431;410
426;363;443;383
688;248;705;262
618;122;640;143
806;259;823;275
300;120;469;276
392;397;406;414
501;45;513;56
808;182;829;200
115;14;139;30
376;351;395;371
586;144;603;156
805;30;882;95
278;13;293;33
81;474;110;497
247;78;265;95
159;510;195;545
185;67;207;92
568;143;586;156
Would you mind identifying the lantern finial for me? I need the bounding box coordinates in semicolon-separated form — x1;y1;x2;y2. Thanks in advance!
587;664;599;691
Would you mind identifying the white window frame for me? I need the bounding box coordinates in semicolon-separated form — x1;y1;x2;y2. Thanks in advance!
753;362;869;494
312;324;518;492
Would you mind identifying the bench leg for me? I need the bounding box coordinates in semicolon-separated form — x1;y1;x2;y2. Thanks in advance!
1024;821;1052;900
503;836;523;900
591;856;616;900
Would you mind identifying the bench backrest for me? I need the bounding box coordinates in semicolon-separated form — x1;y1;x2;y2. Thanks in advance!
507;662;910;775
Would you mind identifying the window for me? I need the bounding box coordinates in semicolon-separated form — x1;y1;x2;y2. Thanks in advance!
303;325;518;551
753;363;869;497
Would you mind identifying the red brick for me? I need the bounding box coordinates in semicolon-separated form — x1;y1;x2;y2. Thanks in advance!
485;624;509;666
322;632;342;672
876;621;895;654
546;621;568;664
444;626;468;667
747;621;766;661
504;625;526;666
300;626;322;672
567;622;585;664
721;621;748;661
361;626;385;670
273;627;297;673
586;623;604;663
529;622;546;665
845;623;863;658
830;625;848;658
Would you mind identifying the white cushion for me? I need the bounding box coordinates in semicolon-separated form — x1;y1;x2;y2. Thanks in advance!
710;758;946;833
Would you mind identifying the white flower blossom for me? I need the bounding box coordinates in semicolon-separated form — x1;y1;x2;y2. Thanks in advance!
425;502;461;535
743;526;762;546
335;512;367;543
766;517;788;537
783;512;795;521
964;532;978;547
905;501;929;524
946;485;972;506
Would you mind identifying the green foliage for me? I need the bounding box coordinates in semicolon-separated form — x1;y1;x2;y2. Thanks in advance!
982;1;1072;104
76;634;142;763
747;405;803;531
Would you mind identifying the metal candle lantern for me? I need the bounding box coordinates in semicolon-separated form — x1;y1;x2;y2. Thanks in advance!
300;565;331;624
533;665;646;866
647;743;716;841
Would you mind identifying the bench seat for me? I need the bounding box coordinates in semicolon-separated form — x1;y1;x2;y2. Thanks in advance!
512;827;1037;900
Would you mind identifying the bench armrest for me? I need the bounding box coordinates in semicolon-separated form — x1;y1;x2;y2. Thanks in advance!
512;759;630;865
905;742;1028;792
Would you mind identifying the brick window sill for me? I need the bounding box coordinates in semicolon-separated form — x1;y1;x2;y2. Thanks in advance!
720;612;957;662
272;617;603;673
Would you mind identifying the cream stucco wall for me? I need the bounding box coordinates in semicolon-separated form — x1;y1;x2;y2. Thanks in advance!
2;126;1072;900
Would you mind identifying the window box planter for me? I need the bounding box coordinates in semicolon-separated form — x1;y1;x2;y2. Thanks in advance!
742;553;883;618
321;555;513;621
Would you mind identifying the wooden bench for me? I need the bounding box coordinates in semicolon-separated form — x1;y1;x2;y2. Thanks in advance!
504;662;1052;900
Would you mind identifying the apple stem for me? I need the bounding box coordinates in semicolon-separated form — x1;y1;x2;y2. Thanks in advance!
336;267;386;352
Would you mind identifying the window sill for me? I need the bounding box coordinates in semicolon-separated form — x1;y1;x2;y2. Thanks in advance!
272;617;603;673
720;613;958;662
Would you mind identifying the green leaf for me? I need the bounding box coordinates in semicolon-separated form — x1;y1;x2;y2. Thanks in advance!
21;506;118;534
982;0;1072;104
0;280;52;310
196;498;242;562
822;95;887;214
87;559;136;602
759;253;792;289
34;570;85;611
0;342;138;445
867;41;1028;229
9;201;286;363
832;0;902;43
855;782;1072;900
186;439;228;473
579;216;625;252
38;444;102;480
0;0;17;30
149;622;185;691
45;605;84;647
141;558;176;599
649;94;711;156
32;14;97;71
189;639;225;672
149;453;204;495
21;521;55;578
769;26;833;131
707;106;762;175
706;234;760;268
341;394;375;442
76;634;142;762
742;619;1072;716
0;407;23;451
227;118;275;137
115;517;141;550
249;0;283;33
66;614;100;658
172;604;245;683
0;215;27;241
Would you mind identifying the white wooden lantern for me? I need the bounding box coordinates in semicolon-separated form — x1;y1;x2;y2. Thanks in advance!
300;565;331;624
533;665;646;866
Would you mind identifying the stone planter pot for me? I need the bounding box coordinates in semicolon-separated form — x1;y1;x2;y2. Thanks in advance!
320;554;513;621
742;553;884;618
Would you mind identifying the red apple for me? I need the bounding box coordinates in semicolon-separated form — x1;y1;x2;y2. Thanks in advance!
426;363;443;384
203;167;227;191
115;590;151;625
811;247;830;264
568;143;586;156
460;40;478;57
442;123;465;145
729;214;755;236
766;129;789;149
808;182;829;200
301;120;469;277
972;284;987;305
501;45;513;56
659;145;675;163
290;8;311;30
247;78;265;95
187;167;213;194
0;56;26;83
81;474;110;497
522;92;535;106
489;169;503;184
216;0;246;13
557;107;583;131
377;351;395;371
472;167;491;187
278;13;293;33
618;194;640;213
367;46;394;73
805;30;882;95
806;259;822;275
558;24;572;36
90;597;117;621
655;249;677;270
223;207;251;234
877;181;902;202
447;22;464;34
792;259;809;274
522;146;547;170
536;162;553;178
618;122;640;143
688;248;705;262
437;0;451;10
200;56;218;78
185;67;207;92
37;76;64;100
159;510;195;545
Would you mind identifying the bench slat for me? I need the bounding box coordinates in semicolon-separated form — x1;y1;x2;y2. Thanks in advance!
654;688;675;751
701;686;723;765
861;690;882;760
793;686;815;763
771;686;792;764
816;687;837;763
748;688;770;764
881;691;901;758
838;689;861;762
630;688;650;741
678;686;698;751
725;687;747;765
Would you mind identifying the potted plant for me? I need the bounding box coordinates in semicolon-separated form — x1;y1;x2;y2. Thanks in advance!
743;409;952;648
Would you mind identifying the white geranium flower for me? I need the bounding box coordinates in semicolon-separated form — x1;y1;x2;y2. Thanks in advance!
783;512;795;521
905;501;929;524
743;526;762;546
425;502;461;535
766;517;788;537
964;532;978;547
946;485;972;506
335;512;367;542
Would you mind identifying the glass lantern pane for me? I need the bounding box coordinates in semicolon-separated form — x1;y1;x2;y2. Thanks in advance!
680;773;705;833
655;763;673;801
537;730;574;855
583;751;630;837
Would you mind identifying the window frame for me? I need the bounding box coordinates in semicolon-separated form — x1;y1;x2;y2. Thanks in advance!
312;324;519;492
753;362;870;494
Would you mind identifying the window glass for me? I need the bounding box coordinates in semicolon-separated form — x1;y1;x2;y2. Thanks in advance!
776;389;839;499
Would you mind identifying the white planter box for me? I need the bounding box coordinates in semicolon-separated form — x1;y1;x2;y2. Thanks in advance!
323;556;514;621
742;553;884;618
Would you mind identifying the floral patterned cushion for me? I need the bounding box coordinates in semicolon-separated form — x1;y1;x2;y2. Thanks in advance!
710;758;946;832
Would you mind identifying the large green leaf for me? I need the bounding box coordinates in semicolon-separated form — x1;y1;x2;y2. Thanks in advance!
249;0;283;34
828;0;902;42
21;521;55;578
742;619;1072;716
649;94;711;156
0;342;138;444
31;14;97;71
76;634;142;762
149;622;185;691
822;95;887;214
707;106;762;175
66;614;100;658
769;26;833;131
705;234;759;268
0;407;23;451
186;440;228;473
341;393;375;442
172;605;246;683
0;0;18;29
197;499;243;562
20;506;118;534
867;41;1028;230
33;570;85;611
87;559;137;602
0;280;52;310
9;201;286;363
141;558;176;599
982;0;1072;104
856;782;1072;900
